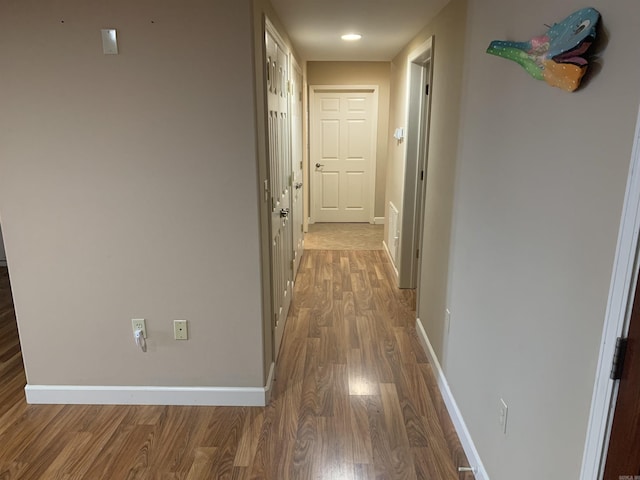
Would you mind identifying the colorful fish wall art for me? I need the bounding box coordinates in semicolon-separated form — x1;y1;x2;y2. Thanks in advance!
486;8;601;92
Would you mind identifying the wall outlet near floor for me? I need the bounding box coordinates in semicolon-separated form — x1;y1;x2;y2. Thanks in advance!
499;398;508;434
173;320;188;340
131;318;146;338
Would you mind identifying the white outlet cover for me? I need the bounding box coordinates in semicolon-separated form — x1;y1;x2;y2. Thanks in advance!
131;318;146;338
174;320;188;340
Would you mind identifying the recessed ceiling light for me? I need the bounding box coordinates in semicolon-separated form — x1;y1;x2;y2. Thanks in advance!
341;33;362;41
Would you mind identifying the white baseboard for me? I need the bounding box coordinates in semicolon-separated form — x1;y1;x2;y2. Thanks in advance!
26;362;276;407
415;319;489;480
382;241;399;280
373;217;385;225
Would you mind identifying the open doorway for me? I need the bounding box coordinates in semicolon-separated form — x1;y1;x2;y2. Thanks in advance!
305;63;392;254
398;38;433;289
0;225;6;267
0;252;26;416
601;261;640;478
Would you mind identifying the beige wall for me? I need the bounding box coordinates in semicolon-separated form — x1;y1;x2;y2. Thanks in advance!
445;1;640;478
0;0;266;388
307;62;391;219
385;0;468;359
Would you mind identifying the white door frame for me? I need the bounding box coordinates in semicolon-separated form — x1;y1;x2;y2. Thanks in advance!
398;37;434;289
580;104;640;479
308;85;378;225
290;55;304;278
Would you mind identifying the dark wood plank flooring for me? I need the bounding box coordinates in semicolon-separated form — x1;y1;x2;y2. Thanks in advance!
0;253;473;479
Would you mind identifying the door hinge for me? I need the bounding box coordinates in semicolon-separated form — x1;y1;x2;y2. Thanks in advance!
300;161;303;170
420;170;424;181
301;224;304;232
425;84;430;95
416;249;420;259
264;179;270;202
291;259;295;271
610;337;628;380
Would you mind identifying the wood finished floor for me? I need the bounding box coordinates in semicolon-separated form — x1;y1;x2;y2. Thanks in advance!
0;254;472;479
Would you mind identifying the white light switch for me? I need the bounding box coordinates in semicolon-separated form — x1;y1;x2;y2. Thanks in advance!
101;29;118;55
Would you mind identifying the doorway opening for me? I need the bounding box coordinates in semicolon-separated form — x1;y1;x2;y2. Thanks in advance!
398;38;433;289
0;257;26;416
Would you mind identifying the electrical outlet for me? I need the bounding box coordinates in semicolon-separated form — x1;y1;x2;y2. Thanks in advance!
174;320;188;340
132;318;146;338
499;398;508;434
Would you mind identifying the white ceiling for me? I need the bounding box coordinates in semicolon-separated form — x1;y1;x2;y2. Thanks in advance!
269;0;451;62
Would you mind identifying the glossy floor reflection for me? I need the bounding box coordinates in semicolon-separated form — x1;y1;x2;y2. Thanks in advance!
268;250;473;478
0;252;473;479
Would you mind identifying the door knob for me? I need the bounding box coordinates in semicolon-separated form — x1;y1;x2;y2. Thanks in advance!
279;208;290;218
315;163;324;168
295;182;303;189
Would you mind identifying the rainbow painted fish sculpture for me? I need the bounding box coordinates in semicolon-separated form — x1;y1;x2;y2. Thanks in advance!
486;8;600;92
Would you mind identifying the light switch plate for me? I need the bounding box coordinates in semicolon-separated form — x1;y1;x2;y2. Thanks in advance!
101;29;118;55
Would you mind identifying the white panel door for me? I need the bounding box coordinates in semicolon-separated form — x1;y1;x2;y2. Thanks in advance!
311;89;376;223
265;28;292;359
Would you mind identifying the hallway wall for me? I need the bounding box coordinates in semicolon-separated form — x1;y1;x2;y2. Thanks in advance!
0;0;266;389
446;1;640;478
385;0;467;349
307;61;391;220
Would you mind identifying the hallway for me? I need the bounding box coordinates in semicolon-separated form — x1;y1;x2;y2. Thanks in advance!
270;249;471;478
0;252;470;479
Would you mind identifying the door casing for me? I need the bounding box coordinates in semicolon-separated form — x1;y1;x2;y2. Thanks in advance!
580;104;640;479
398;37;433;289
291;57;304;277
602;264;640;477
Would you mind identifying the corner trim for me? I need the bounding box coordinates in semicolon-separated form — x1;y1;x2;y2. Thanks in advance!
373;217;385;225
25;365;277;407
415;319;489;480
